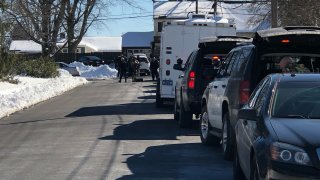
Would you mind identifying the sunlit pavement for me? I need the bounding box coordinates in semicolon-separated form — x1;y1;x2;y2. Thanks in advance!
0;77;232;180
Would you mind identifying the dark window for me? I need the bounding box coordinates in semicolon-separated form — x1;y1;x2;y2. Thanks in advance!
158;22;163;32
235;48;252;73
253;79;270;114
219;52;233;77
226;51;240;76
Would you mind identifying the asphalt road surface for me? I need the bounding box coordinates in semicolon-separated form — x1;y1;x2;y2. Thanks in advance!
0;77;232;180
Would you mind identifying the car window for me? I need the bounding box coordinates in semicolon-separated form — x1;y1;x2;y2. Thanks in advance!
253;79;270;114
234;48;252;74
184;51;196;69
256;54;320;83
226;51;240;76
218;52;233;77
248;77;270;108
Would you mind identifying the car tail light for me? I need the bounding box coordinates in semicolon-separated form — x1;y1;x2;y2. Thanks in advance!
281;39;290;43
166;59;171;65
212;56;220;61
188;71;196;89
239;80;250;105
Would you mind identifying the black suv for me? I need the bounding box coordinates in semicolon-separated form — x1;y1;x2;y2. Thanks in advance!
201;26;320;160
173;36;251;128
79;56;105;66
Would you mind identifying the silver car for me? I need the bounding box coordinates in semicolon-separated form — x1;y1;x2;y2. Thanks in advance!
56;62;80;76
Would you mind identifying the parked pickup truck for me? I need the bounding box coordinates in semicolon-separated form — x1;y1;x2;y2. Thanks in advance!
173;36;251;128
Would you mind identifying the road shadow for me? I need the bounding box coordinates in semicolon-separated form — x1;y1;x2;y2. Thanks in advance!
143;90;156;94
99;119;198;141
117;143;232;180
142;84;157;88
66;102;172;117
137;95;156;100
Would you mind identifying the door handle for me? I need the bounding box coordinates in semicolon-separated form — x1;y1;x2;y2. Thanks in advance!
214;85;218;89
222;85;226;88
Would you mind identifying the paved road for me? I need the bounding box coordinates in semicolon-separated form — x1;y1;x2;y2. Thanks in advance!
0;77;232;180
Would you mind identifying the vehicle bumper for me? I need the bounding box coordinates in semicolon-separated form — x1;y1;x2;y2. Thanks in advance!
267;162;320;180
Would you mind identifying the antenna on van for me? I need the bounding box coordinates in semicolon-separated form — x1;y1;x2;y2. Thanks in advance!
196;0;198;14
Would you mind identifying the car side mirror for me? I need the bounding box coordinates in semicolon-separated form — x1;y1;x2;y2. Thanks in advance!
177;58;183;65
173;64;185;71
238;109;257;120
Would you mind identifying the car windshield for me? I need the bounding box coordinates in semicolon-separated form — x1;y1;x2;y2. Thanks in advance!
272;82;320;119
139;57;148;63
88;56;101;60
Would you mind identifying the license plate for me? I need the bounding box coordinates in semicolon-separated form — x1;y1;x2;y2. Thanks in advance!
162;80;173;86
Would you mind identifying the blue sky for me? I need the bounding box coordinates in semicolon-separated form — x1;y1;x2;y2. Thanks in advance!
87;0;154;37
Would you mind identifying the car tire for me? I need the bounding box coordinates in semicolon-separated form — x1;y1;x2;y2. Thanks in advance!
233;145;246;180
222;112;234;160
200;106;220;145
250;156;259;180
156;79;164;108
174;97;180;121
178;97;193;128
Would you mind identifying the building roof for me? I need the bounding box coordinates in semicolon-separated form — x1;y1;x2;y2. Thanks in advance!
79;37;122;52
122;31;153;48
154;1;270;32
9;40;42;53
10;37;122;53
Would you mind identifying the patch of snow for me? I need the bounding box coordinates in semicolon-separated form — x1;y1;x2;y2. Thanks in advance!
69;62;118;79
0;69;88;119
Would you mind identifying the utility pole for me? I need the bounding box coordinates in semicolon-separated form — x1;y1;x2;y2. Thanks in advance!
271;0;278;27
196;0;198;14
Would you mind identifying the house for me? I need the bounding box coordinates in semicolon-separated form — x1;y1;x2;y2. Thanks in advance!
153;1;270;57
122;31;154;58
9;37;122;54
9;40;42;54
60;37;122;54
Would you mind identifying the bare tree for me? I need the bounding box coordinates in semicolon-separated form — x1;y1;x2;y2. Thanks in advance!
63;0;140;53
277;0;320;26
6;0;66;56
248;0;320;28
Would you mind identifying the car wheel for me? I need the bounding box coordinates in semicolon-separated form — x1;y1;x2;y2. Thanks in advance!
156;79;164;108
250;156;259;180
178;97;192;128
200;106;220;145
233;145;246;180
174;97;180;121
222;112;234;160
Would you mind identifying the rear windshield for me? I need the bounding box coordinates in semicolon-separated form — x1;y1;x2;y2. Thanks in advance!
272;82;320;119
256;54;320;80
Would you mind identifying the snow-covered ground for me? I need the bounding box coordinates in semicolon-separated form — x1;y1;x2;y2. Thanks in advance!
70;62;117;79
0;62;118;119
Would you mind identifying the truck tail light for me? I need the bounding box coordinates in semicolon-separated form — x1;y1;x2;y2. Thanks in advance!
188;71;195;89
239;80;250;105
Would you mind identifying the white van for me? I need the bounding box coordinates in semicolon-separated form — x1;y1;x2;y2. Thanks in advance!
156;15;237;107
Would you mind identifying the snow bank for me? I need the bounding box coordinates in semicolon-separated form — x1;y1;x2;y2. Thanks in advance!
69;62;117;79
0;69;88;119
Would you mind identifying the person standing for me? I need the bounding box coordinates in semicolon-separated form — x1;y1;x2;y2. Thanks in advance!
119;57;127;83
131;57;140;80
150;57;159;81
